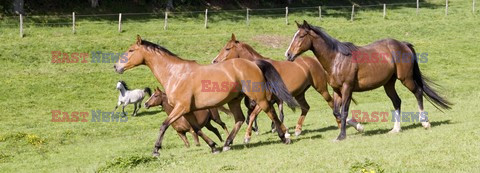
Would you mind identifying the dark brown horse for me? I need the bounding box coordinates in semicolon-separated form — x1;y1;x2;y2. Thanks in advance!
114;35;298;156
212;34;364;143
285;21;452;141
144;87;229;147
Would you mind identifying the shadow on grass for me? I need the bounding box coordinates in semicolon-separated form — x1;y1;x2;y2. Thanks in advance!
362;120;453;136
135;109;163;117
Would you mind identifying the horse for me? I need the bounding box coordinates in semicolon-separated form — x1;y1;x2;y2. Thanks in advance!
144;87;229;147
285;20;452;141
114;35;298;156
113;80;152;116
212;34;364;143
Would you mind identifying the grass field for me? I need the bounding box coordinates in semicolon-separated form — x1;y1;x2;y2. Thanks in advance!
1;0;479;172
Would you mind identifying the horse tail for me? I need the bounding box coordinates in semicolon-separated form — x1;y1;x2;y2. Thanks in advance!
144;87;152;97
255;59;299;110
403;42;452;110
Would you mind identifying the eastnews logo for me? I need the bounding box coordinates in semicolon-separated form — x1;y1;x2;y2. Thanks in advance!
351;110;428;122
50;51;128;63
51;110;128;122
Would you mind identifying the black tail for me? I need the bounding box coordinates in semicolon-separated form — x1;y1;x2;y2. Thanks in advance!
255;60;299;110
404;42;452;110
144;87;152;96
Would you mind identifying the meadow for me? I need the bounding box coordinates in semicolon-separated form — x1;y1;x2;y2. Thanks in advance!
0;0;479;172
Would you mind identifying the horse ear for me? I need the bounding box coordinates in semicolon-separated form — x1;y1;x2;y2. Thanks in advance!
302;20;311;30
136;35;142;45
231;33;236;41
156;87;160;91
295;21;301;28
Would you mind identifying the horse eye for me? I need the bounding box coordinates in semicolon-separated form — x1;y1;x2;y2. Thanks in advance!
226;48;231;51
299;35;306;38
129;50;134;52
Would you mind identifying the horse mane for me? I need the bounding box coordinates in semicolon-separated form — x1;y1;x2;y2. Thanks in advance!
240;42;266;59
308;25;358;56
119;80;129;90
140;40;196;63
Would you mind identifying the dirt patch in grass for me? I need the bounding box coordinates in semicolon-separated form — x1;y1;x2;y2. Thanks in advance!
251;35;290;49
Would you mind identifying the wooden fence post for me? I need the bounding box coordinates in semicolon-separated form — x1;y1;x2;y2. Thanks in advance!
164;11;168;30
19;14;23;38
204;9;208;29
72;12;75;34
351;5;355;21
474;0;476;13
319;6;322;20
445;0;448;16
246;8;250;26
417;0;420;15
285;7;288;25
383;4;386;19
118;13;122;32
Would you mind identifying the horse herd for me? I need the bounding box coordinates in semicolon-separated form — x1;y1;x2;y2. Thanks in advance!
112;20;451;157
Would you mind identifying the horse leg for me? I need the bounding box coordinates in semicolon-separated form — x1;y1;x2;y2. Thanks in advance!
136;102;142;115
132;103;137;116
190;128;201;146
257;100;291;144
271;100;284;133
244;98;258;133
122;103;128;117
209;108;230;136
183;113;218;153
333;92;342;128
152;105;188;157
205;121;223;142
177;132;190;148
384;77;402;133
401;78;430;128
294;93;309;137
223;97;245;151
113;101;121;113
244;105;262;143
335;85;353;141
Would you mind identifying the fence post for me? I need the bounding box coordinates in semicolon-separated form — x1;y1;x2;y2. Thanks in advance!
417;0;419;15
445;0;448;16
351;5;355;21
383;4;386;19
246;8;250;26
204;9;208;29
72;12;75;34
474;0;476;13
118;13;122;33
285;7;288;25
164;11;168;30
19;14;23;38
319;6;322;20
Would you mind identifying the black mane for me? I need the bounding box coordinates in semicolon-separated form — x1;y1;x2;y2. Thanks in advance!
140;40;177;57
119;80;129;90
308;25;358;56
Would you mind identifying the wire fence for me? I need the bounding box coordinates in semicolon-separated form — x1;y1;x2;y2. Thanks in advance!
0;0;477;37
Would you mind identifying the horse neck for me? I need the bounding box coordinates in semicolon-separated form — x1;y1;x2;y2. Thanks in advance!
118;86;127;97
311;37;337;74
240;44;263;60
143;49;195;91
160;94;174;114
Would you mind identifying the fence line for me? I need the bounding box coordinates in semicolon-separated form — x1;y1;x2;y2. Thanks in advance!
1;1;476;38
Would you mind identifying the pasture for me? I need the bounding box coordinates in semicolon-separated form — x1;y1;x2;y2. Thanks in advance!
1;0;479;172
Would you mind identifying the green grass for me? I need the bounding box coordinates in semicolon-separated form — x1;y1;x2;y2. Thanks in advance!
1;0;479;172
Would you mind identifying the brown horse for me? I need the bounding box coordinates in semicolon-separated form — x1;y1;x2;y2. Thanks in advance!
212;34;364;143
144;87;229;147
285;21;452;141
114;35;298;156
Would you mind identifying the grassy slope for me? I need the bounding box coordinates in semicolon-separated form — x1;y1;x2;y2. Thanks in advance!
0;0;479;172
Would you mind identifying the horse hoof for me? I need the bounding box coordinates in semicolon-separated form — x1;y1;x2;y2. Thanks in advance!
271;129;276;133
255;131;259;135
152;152;159;157
222;146;231;152
283;138;292;144
294;130;302;137
244;137;251;144
422;122;431;129
356;124;364;133
389;128;401;133
212;148;221;154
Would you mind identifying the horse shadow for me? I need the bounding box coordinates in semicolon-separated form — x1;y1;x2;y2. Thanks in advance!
362;120;452;136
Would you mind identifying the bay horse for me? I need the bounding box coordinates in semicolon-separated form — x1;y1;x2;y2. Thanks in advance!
114;35;298;156
285;21;452;141
212;34;364;143
144;87;229;147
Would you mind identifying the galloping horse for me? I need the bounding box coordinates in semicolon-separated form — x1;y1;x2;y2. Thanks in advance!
212;34;364;143
114;35;298;156
285;21;452;141
144;87;229;147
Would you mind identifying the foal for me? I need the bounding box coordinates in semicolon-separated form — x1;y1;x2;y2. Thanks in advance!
113;81;151;116
144;87;229;147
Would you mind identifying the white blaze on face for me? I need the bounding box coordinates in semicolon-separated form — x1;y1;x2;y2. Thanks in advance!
285;30;300;57
116;82;122;89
